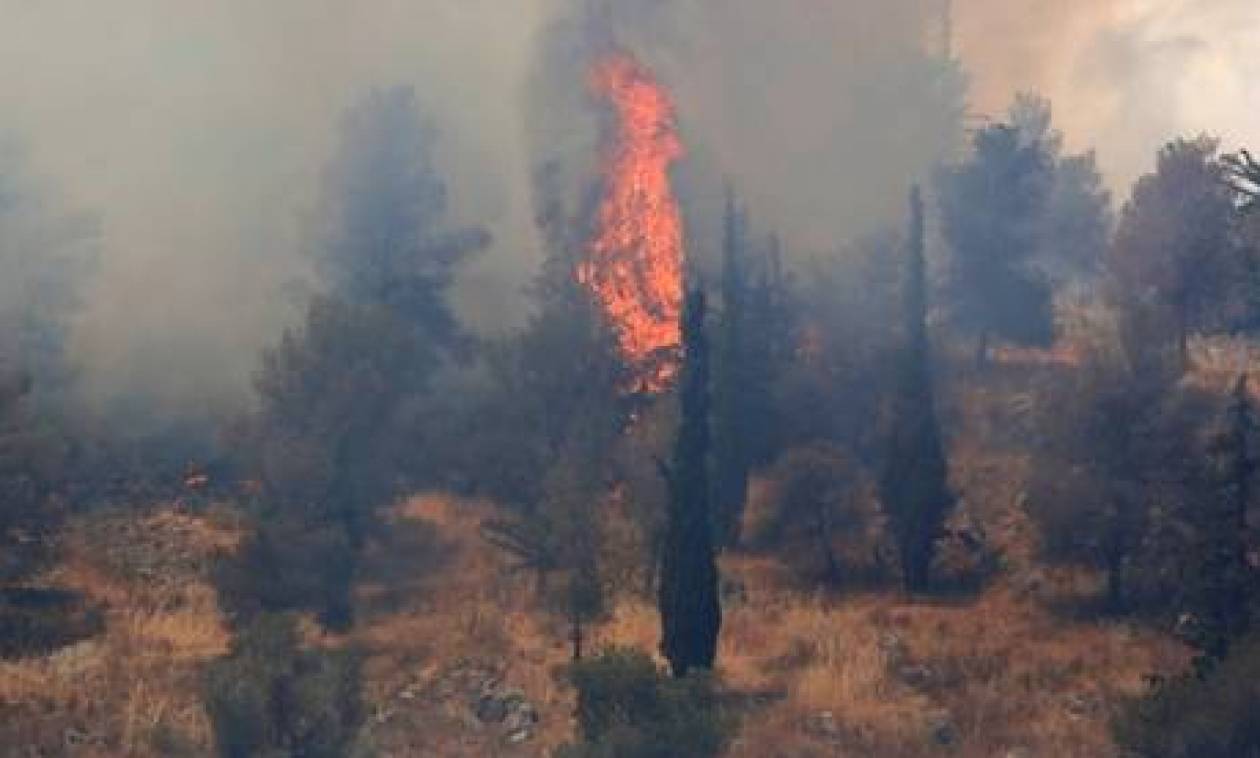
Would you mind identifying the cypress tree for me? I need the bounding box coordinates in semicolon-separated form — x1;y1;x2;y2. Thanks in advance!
659;288;722;677
1188;375;1257;672
712;189;753;547
880;186;954;593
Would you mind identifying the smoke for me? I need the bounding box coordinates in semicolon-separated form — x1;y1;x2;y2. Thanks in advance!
958;0;1260;188
0;1;551;415
533;0;965;261
0;0;1255;417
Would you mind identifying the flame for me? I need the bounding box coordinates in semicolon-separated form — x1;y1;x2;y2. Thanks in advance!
580;51;685;393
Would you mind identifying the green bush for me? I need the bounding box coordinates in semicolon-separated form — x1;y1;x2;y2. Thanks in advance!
204;613;361;758
215;517;355;631
1114;635;1260;757
560;647;735;758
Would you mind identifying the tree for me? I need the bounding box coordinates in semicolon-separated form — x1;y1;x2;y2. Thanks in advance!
1109;137;1237;368
937;113;1056;364
758;443;870;586
880;187;954;593
1115;634;1260;758
243;87;485;630
658;289;721;677
1006;94;1112;286
562;647;733;758
711;189;756;547
1028;344;1206;614
255;296;430;545
1183;376;1257;671
315;86;488;352
204;614;361;758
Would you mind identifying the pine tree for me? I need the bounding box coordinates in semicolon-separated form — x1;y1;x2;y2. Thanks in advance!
1188;375;1257;671
881;186;954;593
659;289;722;677
937;118;1055;365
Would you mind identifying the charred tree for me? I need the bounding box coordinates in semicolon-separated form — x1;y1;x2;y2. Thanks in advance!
880;187;954;594
659;289;722;677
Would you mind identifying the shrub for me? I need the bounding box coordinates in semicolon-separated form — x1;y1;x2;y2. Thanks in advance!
560;647;735;758
204;613;361;758
215;518;355;631
1114;635;1260;757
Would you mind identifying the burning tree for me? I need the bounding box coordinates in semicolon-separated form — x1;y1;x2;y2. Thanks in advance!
580;50;685;394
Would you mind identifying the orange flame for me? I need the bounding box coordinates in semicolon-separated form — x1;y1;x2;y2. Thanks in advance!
580;51;685;393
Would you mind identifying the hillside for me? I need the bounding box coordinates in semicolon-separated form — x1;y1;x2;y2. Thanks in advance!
0;359;1195;757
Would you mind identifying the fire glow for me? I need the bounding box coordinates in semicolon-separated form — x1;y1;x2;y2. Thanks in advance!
580;50;685;393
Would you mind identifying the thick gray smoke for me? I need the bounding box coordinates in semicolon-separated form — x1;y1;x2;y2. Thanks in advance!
0;0;1254;417
958;0;1260;188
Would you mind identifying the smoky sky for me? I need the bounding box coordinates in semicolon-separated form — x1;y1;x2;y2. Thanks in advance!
959;0;1260;187
0;0;1255;415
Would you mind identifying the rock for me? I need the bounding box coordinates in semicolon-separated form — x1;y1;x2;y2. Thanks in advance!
506;727;533;744
898;663;936;688
926;708;957;746
878;631;907;665
504;702;539;733
1063;692;1100;719
804;710;840;740
475;694;509;724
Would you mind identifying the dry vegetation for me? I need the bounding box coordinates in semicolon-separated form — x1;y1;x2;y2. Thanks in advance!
0;508;241;756
0;360;1201;757
0;491;1190;758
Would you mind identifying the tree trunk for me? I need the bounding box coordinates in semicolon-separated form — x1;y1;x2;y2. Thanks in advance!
1178;306;1190;372
974;330;989;369
815;508;841;587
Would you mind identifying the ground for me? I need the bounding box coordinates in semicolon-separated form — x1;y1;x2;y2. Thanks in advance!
0;350;1200;757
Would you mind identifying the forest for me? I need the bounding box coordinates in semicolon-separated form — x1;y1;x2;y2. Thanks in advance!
1;2;1259;757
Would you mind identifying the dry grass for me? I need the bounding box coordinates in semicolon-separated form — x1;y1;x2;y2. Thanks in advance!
0;507;239;756
347;469;1191;758
352;493;581;755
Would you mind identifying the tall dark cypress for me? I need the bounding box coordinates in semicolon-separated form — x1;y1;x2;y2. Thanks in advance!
1188;375;1257;671
659;288;722;677
881;186;954;593
712;189;752;547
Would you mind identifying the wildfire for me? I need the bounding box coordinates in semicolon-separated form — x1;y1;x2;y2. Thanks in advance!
580;50;686;393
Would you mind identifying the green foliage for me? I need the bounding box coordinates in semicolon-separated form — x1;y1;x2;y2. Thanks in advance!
711;189;755;547
1115;635;1260;758
1109;137;1238;364
1181;376;1257;669
880;187;953;593
561;647;734;758
1027;348;1210;614
204;613;362;758
712;192;786;547
255;295;429;540
937;108;1056;359
1009;94;1113;285
775;230;895;463
315;85;487;350
659;290;722;677
0;369;69;583
757;443;871;586
215;517;355;632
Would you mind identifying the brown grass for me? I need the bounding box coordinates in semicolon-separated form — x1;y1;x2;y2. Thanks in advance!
0;506;239;756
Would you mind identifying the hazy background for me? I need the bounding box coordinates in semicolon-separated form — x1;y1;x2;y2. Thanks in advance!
0;0;1256;415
